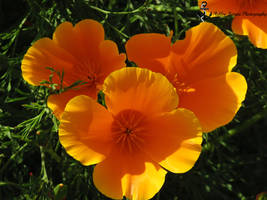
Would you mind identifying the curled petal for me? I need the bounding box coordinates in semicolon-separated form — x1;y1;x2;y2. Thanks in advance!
171;22;237;84
21;38;76;86
126;33;172;74
97;40;126;82
53;19;105;60
179;72;247;132
93;150;166;200
47;86;98;119
59;95;113;165
103;67;178;116
232;16;267;49
143;109;202;173
198;0;240;16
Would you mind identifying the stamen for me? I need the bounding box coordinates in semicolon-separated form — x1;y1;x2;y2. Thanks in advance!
71;60;102;87
111;109;146;153
125;128;132;134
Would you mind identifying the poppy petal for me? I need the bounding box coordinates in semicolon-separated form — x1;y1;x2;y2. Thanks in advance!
198;0;240;16
179;72;247;132
47;86;97;119
21;38;76;86
53;19;104;60
59;95;113;165
171;22;237;84
103;67;178;116
143;109;202;173
97;40;126;82
125;33;171;74
232;16;267;49
93;150;166;200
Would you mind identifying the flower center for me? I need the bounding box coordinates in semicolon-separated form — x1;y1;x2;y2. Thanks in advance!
73;60;102;87
111;109;146;153
170;73;195;94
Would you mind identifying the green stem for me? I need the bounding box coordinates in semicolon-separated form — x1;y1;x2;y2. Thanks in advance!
173;7;178;38
0;142;28;174
89;0;152;15
40;146;49;183
106;22;129;39
228;109;267;136
0;181;22;189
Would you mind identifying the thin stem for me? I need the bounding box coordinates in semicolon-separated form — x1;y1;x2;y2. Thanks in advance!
0;142;28;174
89;0;151;15
40;146;49;183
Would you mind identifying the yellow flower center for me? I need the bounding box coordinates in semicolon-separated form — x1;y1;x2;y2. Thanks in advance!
111;109;146;153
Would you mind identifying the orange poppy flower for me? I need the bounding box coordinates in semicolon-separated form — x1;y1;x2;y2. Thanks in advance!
59;67;202;200
21;19;126;118
125;22;247;132
198;0;267;49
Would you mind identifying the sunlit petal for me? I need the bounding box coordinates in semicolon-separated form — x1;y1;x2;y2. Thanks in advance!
93;149;166;200
53;20;104;60
171;22;237;84
232;16;267;49
103;67;178;116
59;95;113;165
143;109;202;173
179;72;247;132
126;33;171;74
21;38;76;86
47;86;97;119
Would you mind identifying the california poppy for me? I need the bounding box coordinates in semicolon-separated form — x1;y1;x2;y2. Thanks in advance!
125;22;247;132
21;19;126;118
59;67;202;200
198;0;267;49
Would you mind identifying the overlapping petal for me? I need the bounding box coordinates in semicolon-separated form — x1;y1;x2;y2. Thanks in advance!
179;72;247;132
93;149;167;200
142;109;202;173
22;19;126;119
21;38;75;86
126;22;247;132
232;16;267;49
125;33;171;74
171;22;237;84
198;0;267;49
198;0;240;16
58;67;203;200
103;67;178;116
47;86;97;119
52;20;104;60
59;95;113;165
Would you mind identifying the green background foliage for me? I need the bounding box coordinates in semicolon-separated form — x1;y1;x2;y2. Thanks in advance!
0;0;267;199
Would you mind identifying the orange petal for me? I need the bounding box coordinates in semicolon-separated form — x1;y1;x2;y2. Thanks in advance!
232;16;267;49
142;109;202;173
47;85;98;119
171;22;237;85
125;33;171;74
93;149;166;200
179;72;247;132
198;0;240;16
103;67;178;116
97;40;126;82
53;19;105;60
21;38;76;86
59;95;113;165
